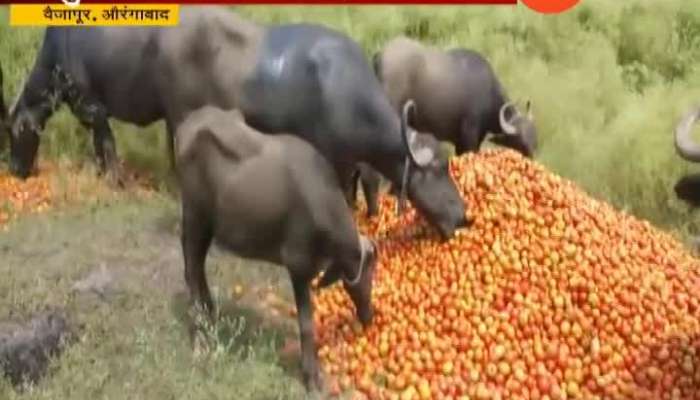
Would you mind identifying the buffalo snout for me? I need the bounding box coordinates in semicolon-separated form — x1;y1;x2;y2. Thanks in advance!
457;212;473;230
8;119;40;179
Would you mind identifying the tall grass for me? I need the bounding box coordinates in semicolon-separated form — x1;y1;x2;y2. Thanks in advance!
1;2;700;235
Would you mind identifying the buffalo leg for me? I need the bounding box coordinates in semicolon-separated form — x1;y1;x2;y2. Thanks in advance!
68;94;123;186
163;120;181;195
92;119;122;186
290;273;323;392
165;119;177;172
457;119;481;154
360;169;380;217
181;204;214;335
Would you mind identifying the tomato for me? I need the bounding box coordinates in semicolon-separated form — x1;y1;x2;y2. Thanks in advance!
310;150;700;399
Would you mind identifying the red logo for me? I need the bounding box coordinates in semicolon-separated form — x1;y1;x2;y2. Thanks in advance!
522;0;581;14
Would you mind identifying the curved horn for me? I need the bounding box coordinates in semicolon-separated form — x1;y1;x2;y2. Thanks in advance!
499;101;518;135
401;99;418;164
401;100;432;167
674;106;700;162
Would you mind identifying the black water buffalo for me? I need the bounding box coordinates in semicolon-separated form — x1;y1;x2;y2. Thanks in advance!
8;6;467;239
673;105;700;207
349;36;538;217
176;105;376;392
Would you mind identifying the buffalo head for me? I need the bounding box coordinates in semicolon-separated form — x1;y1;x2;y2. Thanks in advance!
489;100;538;158
317;235;377;326
398;100;470;239
8;101;41;179
6;74;53;179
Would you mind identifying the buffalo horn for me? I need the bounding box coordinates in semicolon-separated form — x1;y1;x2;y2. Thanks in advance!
499;101;518;135
674;106;700;163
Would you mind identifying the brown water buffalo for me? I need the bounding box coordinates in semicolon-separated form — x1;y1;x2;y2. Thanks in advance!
175;105;376;392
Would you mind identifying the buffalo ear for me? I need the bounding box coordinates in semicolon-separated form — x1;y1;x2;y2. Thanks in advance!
410;142;435;166
406;129;438;167
401;100;433;168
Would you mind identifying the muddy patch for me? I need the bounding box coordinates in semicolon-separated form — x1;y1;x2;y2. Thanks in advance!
0;310;75;389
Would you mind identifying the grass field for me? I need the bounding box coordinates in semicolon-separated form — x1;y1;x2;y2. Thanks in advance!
0;195;308;400
1;1;700;399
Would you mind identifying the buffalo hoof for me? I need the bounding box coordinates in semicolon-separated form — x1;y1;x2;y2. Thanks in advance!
191;330;211;361
107;170;126;190
303;368;325;396
98;160;126;190
0;310;74;388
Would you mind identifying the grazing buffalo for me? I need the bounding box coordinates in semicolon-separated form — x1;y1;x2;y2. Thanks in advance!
176;106;376;392
673;105;700;207
349;36;538;216
8;6;467;239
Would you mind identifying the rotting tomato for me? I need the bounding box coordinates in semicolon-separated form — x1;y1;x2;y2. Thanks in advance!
311;150;700;399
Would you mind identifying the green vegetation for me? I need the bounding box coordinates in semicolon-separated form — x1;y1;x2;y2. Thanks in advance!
1;2;700;398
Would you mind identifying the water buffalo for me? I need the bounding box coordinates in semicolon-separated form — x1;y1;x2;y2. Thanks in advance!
349;36;538;217
8;6;468;239
176;105;376;392
673;105;700;207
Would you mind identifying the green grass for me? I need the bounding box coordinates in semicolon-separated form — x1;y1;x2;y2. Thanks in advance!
0;196;308;400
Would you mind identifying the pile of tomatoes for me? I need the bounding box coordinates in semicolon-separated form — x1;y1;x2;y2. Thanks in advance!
313;150;700;400
0;163;53;227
